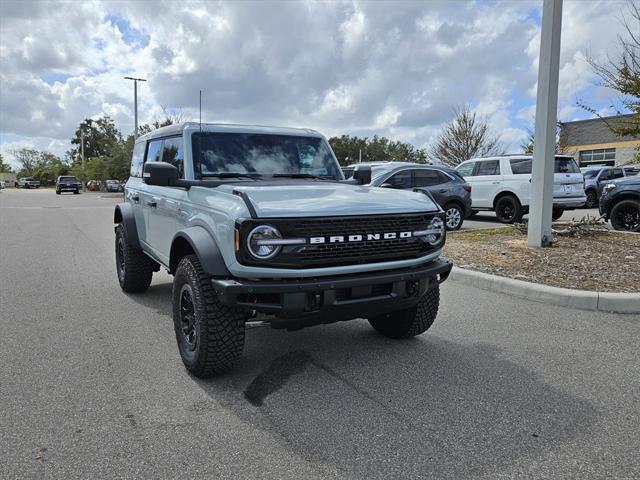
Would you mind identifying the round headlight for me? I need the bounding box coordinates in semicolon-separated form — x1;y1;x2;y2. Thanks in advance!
424;217;445;245
247;225;282;259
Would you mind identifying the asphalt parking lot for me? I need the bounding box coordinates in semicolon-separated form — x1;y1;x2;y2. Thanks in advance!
1;189;638;479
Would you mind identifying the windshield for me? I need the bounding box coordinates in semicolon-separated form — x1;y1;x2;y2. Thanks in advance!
106;180;119;184
60;176;77;182
191;132;342;180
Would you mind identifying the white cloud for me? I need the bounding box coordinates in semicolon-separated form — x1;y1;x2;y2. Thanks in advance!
0;0;632;162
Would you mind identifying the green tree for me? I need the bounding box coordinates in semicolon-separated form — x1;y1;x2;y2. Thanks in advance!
0;153;13;173
11;148;40;177
429;105;503;167
328;135;428;166
68;116;121;163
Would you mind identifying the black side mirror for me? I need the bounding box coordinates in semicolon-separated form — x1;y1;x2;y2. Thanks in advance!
143;162;178;186
352;165;372;185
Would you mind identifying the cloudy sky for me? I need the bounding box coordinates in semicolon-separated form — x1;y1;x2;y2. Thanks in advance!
0;0;631;167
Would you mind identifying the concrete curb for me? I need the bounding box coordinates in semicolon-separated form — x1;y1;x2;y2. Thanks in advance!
450;266;640;314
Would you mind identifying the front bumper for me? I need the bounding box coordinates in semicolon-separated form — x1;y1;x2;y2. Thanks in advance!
212;258;452;328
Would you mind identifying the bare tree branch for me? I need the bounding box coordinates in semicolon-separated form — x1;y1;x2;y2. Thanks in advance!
429;105;503;167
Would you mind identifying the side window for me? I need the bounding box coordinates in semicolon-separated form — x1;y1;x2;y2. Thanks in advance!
476;160;500;176
130;141;146;177
146;139;162;164
612;168;624;179
414;169;446;187
161;137;185;178
598;169;612;181
384;170;412;189
456;162;475;177
510;158;532;175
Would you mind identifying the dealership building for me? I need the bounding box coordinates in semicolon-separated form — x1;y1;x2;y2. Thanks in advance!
559;114;639;167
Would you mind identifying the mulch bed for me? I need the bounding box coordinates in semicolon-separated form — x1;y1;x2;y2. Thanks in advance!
444;227;640;293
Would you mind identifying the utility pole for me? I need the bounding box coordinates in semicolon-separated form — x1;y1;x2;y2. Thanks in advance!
81;129;85;192
124;76;147;138
528;0;563;247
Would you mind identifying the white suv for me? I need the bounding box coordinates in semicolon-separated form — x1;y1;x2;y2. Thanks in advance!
456;155;586;223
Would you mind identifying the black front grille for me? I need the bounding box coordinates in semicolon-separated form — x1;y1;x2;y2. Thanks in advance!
236;213;443;269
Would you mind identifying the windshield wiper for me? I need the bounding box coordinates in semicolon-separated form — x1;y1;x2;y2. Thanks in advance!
203;173;262;179
272;173;328;180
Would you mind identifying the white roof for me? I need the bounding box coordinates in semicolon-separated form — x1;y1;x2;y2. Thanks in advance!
137;122;323;142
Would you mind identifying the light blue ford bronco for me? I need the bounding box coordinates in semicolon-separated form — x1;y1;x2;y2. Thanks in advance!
114;123;452;377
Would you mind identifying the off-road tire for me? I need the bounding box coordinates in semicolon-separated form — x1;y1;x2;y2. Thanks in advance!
172;255;246;377
610;199;640;232
115;224;154;293
552;208;564;221
495;195;523;224
369;284;440;339
56;189;60;195
73;190;79;194
443;203;464;231
585;189;598;208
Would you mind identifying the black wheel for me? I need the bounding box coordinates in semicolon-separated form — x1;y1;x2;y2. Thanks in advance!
443;203;464;231
73;190;79;194
56;189;60;195
369;285;440;339
115;224;154;293
552;208;564;221
173;255;247;377
494;195;523;224
610;200;640;232
585;189;598;208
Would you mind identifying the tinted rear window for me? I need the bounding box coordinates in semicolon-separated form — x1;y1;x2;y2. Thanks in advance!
555;158;580;173
60;176;77;182
582;169;600;179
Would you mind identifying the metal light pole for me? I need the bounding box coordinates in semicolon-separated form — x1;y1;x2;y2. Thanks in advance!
528;0;563;247
124;76;147;138
81;129;85;192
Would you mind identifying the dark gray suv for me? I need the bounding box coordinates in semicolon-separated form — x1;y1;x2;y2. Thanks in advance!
346;162;472;230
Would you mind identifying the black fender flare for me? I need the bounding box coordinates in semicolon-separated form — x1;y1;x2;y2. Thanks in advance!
114;203;141;249
170;226;230;276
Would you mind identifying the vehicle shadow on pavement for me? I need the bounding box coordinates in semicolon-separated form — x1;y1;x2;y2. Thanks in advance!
201;325;596;480
125;282;597;479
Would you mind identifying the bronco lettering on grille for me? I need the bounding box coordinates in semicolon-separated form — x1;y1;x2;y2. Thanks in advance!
309;231;414;244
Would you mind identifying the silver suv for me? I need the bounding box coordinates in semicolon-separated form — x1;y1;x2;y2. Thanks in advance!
114;123;452;376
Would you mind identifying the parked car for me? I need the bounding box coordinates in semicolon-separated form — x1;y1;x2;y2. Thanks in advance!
56;175;80;194
599;176;640;232
353;161;472;230
455;155;586;223
103;179;123;192
0;180;5;190
582;166;630;208
86;180;101;191
15;177;40;189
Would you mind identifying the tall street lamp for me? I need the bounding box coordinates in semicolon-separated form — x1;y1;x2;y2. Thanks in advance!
124;76;147;138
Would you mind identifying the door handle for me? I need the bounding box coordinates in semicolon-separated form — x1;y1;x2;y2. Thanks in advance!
145;200;157;208
439;189;447;193
492;181;500;184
